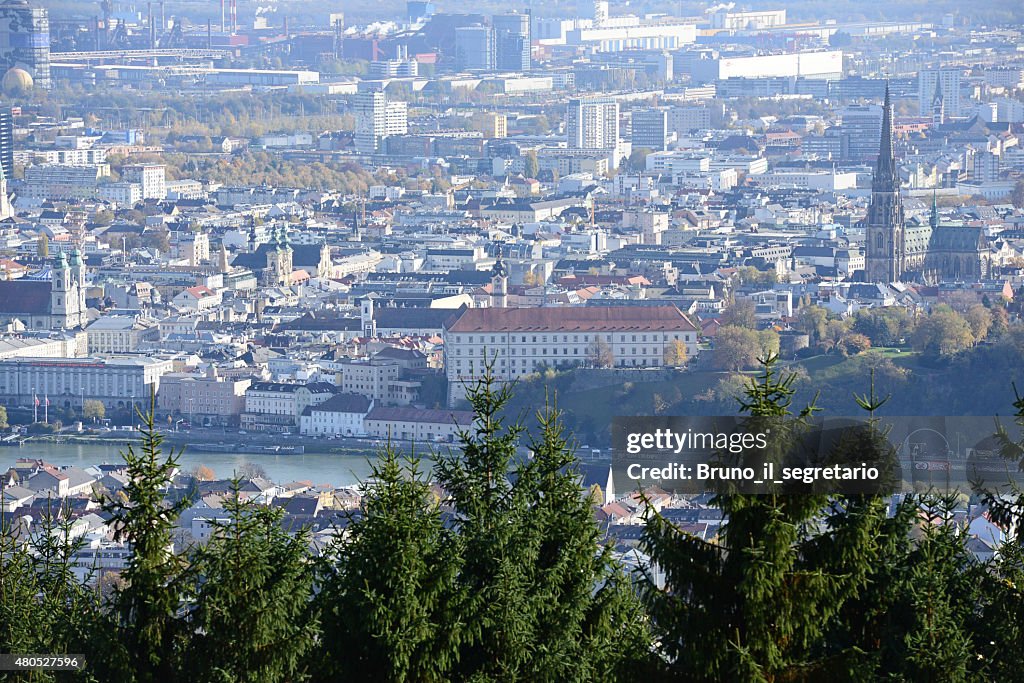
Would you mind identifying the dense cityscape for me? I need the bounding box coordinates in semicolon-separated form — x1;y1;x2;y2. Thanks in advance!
1;0;1024;679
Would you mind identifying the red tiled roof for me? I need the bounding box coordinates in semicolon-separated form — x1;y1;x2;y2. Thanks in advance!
447;306;698;333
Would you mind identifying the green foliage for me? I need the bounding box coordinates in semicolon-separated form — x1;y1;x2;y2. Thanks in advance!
712;325;763;371
641;355;893;680
98;395;192;683
183;482;317;683
852;306;913;347
82;400;105;422
314;444;458;681
721;296;758;328
435;373;651;680
913;304;974;357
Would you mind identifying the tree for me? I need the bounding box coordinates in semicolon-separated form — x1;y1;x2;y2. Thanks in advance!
642;356;893;680
736;265;778;287
1012;177;1024;209
142;227;171;254
98;394;192;682
758;328;780;358
912;306;974;357
721;297;758;329
314;443;458;680
189;464;215;481
840;332;872;355
663;338;688;367
434;369;652;680
587;335;615;368
798;305;829;344
523;150;539;179
37;233;49;258
236;462;268;480
853;307;913;347
183;482;317;683
82;399;105;422
990;305;1010;338
823;318;852;353
627;147;653;171
0;405;6;429
712;325;762;371
964;304;993;342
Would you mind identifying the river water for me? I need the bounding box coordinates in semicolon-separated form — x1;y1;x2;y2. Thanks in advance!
2;441;405;488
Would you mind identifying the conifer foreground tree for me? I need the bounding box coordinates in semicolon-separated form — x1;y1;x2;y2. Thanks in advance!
434;370;652;681
183;482;317;683
96;395;192;683
640;355;893;681
314;443;459;682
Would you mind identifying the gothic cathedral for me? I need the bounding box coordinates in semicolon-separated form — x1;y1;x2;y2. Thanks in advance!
864;86;990;284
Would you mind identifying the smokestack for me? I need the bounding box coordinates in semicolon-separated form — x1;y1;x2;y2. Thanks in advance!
284;16;289;37
161;1;166;31
221;0;226;33
149;2;155;48
207;19;212;48
230;0;237;34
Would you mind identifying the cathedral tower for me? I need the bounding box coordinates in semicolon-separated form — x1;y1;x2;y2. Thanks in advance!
864;85;905;284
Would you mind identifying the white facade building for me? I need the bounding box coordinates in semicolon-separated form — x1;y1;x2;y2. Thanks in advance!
443;306;699;404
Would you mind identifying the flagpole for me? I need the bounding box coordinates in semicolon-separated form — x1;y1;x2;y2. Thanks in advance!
33;390;37;423
44;395;48;424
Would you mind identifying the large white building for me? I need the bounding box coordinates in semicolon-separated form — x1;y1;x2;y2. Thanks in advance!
567;97;619;151
709;9;787;31
364;406;474;442
299;393;373;437
354;91;408;154
443;306;699;404
689;50;843;83
22;165;106;199
0;356;173;410
241;381;336;431
565;21;696;52
85;315;160;354
122;163;167;200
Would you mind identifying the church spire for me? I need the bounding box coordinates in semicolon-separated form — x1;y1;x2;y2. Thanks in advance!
873;83;899;193
929;189;939;230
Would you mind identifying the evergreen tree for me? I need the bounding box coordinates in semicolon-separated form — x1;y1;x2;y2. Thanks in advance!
183;482;317;683
436;370;651;680
98;396;192;682
314;443;458;681
641;355;888;681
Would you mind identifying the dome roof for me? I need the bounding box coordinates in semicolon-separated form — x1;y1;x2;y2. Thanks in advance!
2;67;33;93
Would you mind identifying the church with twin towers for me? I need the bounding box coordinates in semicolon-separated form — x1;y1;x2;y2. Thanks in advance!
863;86;991;285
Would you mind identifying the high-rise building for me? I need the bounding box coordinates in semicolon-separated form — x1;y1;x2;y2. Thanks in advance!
918;69;961;119
667;105;710;134
839;103;883;162
567;97;619;150
0;107;13;180
122;164;167;200
354;91;407;154
0;0;50;89
631;108;670;151
493;13;530;72
455;26;495;71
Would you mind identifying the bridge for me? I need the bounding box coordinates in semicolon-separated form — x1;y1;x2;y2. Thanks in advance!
51;48;233;62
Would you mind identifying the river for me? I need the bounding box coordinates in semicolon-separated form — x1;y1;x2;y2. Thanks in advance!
2;441;405;488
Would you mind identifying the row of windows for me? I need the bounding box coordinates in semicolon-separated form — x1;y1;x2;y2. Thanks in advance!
453;356;661;375
454;333;690;344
